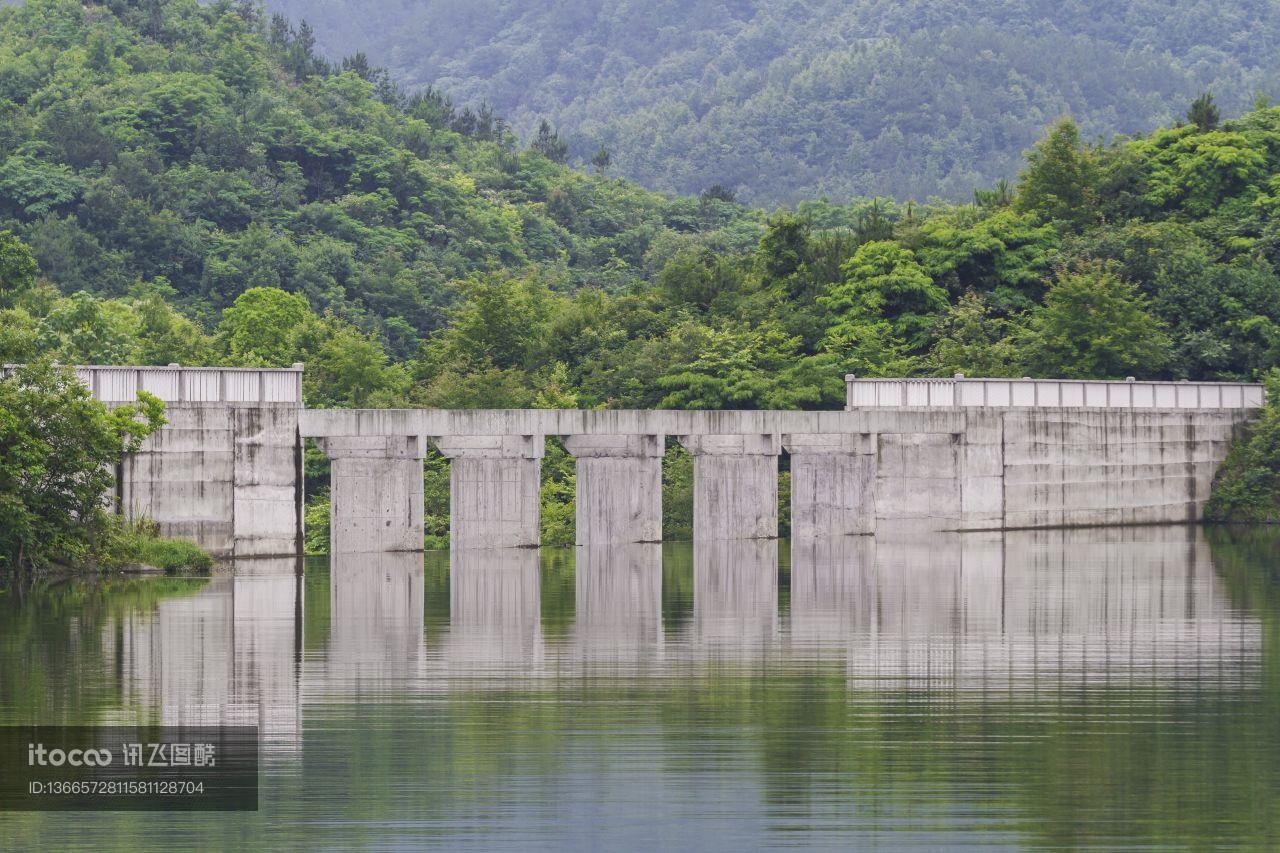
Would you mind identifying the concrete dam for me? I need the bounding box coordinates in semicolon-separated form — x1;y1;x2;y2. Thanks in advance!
57;366;1266;556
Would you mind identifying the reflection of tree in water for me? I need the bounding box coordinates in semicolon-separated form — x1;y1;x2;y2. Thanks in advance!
0;576;210;725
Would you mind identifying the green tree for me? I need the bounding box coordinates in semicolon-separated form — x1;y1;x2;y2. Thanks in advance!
590;146;611;173
657;247;740;311
1019;262;1172;378
0;361;165;580
926;291;1021;377
36;291;140;364
758;212;810;285
216;286;315;366
1015;117;1096;228
305;319;409;407
1188;92;1220;132
531;118;568;163
129;279;216;366
657;321;832;409
821;240;948;350
0;230;38;308
422;272;555;373
1207;370;1280;522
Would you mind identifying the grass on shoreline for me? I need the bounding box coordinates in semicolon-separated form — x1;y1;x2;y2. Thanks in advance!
104;519;214;573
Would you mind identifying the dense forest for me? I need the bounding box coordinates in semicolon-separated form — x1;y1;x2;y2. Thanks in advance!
260;0;1280;203
1;0;1279;548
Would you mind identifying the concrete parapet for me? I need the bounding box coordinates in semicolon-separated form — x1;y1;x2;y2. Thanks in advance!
433;434;544;550
679;434;780;540
562;434;664;546
317;435;425;554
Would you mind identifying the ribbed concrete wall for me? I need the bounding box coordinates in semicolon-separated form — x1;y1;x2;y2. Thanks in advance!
121;402;302;557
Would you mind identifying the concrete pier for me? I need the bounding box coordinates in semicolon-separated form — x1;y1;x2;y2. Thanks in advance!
434;434;544;550
562;434;664;545
784;433;876;538
679;433;781;540
316;435;424;554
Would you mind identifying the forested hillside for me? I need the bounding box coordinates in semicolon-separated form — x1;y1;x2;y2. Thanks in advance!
261;0;1280;203
0;0;763;362
3;0;1280;539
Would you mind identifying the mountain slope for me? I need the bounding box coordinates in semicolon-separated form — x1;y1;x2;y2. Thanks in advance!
262;0;1280;203
0;0;760;352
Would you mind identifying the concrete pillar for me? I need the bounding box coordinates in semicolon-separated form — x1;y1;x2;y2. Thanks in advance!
562;434;663;546
316;435;424;554
432;434;544;550
783;433;876;538
678;433;780;540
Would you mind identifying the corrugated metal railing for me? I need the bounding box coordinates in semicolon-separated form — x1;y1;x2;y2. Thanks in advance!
2;364;304;404
845;376;1266;410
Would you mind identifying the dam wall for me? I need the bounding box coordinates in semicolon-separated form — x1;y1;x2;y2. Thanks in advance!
68;365;303;558
17;365;1262;555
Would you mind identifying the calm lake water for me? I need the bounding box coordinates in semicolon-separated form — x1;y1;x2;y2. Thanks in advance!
1;526;1278;850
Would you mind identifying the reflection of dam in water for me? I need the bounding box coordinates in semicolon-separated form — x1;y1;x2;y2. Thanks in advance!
104;558;303;752
792;530;1259;688
101;528;1262;744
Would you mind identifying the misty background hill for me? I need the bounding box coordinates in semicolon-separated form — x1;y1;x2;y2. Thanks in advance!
260;0;1280;204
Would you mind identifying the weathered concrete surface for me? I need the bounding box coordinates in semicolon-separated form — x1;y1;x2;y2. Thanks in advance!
299;406;972;438
679;434;780;540
563;434;664;546
121;402;301;557
316;435;425;554
433;434;544;550
998;409;1241;529
785;433;876;538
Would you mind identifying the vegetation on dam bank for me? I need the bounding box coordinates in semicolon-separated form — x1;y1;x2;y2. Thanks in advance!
1208;370;1280;524
0;361;211;584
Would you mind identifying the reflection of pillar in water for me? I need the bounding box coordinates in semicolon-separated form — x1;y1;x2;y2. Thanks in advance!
844;532;974;687
329;551;425;690
691;539;778;656
572;544;663;669
445;548;544;675
788;536;877;658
